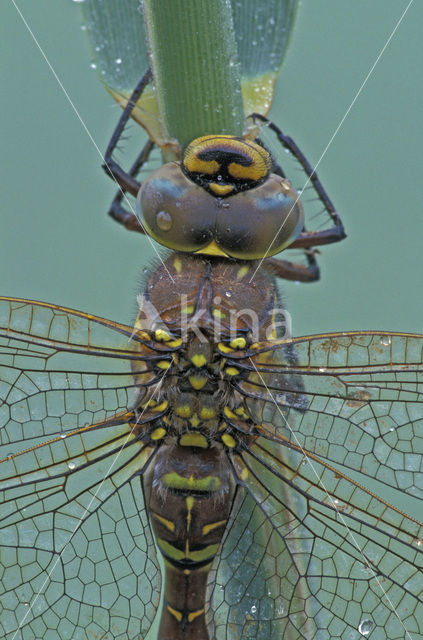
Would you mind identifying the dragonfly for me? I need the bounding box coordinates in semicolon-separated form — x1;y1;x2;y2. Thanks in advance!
2;2;422;640
1;252;423;639
1;131;423;639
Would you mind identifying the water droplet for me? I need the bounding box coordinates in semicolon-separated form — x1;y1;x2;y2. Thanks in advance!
225;291;232;298
156;211;172;231
73;0;86;3
90;62;97;70
250;604;257;614
358;619;373;636
68;461;76;470
319;367;327;373
115;58;122;64
60;433;67;439
380;336;391;346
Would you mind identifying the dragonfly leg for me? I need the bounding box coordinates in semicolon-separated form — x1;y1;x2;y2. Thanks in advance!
102;69;153;233
108;139;154;234
264;250;320;283
251;113;346;249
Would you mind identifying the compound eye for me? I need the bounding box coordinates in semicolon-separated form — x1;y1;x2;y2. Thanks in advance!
137;162;216;253
213;174;304;260
182;135;271;197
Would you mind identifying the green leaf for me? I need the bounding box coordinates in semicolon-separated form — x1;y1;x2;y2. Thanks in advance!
80;0;298;145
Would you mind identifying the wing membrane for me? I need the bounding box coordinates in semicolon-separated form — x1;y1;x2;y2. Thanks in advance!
1;299;423;638
223;436;423;639
0;417;160;640
0;299;162;448
234;332;423;499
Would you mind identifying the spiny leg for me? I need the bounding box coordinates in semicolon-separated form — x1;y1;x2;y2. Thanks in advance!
102;68;153;232
251;112;346;249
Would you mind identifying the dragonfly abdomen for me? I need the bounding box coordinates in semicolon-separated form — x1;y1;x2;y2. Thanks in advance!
148;443;234;640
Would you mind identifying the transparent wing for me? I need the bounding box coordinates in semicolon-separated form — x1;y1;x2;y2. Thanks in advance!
207;331;423;638
206;433;422;639
0;420;161;639
232;332;423;499
0;297;161;450
0;299;164;639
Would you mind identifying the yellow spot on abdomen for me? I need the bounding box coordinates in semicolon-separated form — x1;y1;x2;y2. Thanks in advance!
191;353;207;368
199;406;216;420
222;433;236;448
189;374;207;390
179;433;208;448
152;512;175;532
188;609;205;623
175;405;192;418
167;605;183;622
202;519;227;536
151;427;166;441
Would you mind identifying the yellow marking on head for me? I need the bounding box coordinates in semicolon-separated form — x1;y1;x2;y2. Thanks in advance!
237;265;249;280
225;366;240;377
150;427;166;441
162;472;221;492
184;569;191;575
191;353;207;368
199;406;215;420
209;183;234;196
155;328;172;342
180;433;208;448
157;360;171;370
224;406;237;420
195;239;227;257
212;308;226;320
173;256;182;273
152;512;175;532
202;519;227;536
230;336;246;350
217;342;234;354
189;374;207;390
185;157;219;175
222;433;236;448
190;413;200;428
188;609;205;623
175;405;192;418
167;605;183;622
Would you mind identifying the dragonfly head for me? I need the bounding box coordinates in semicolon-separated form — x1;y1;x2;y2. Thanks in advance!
137;135;304;260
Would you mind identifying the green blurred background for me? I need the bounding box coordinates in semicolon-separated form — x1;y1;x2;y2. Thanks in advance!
1;0;422;337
